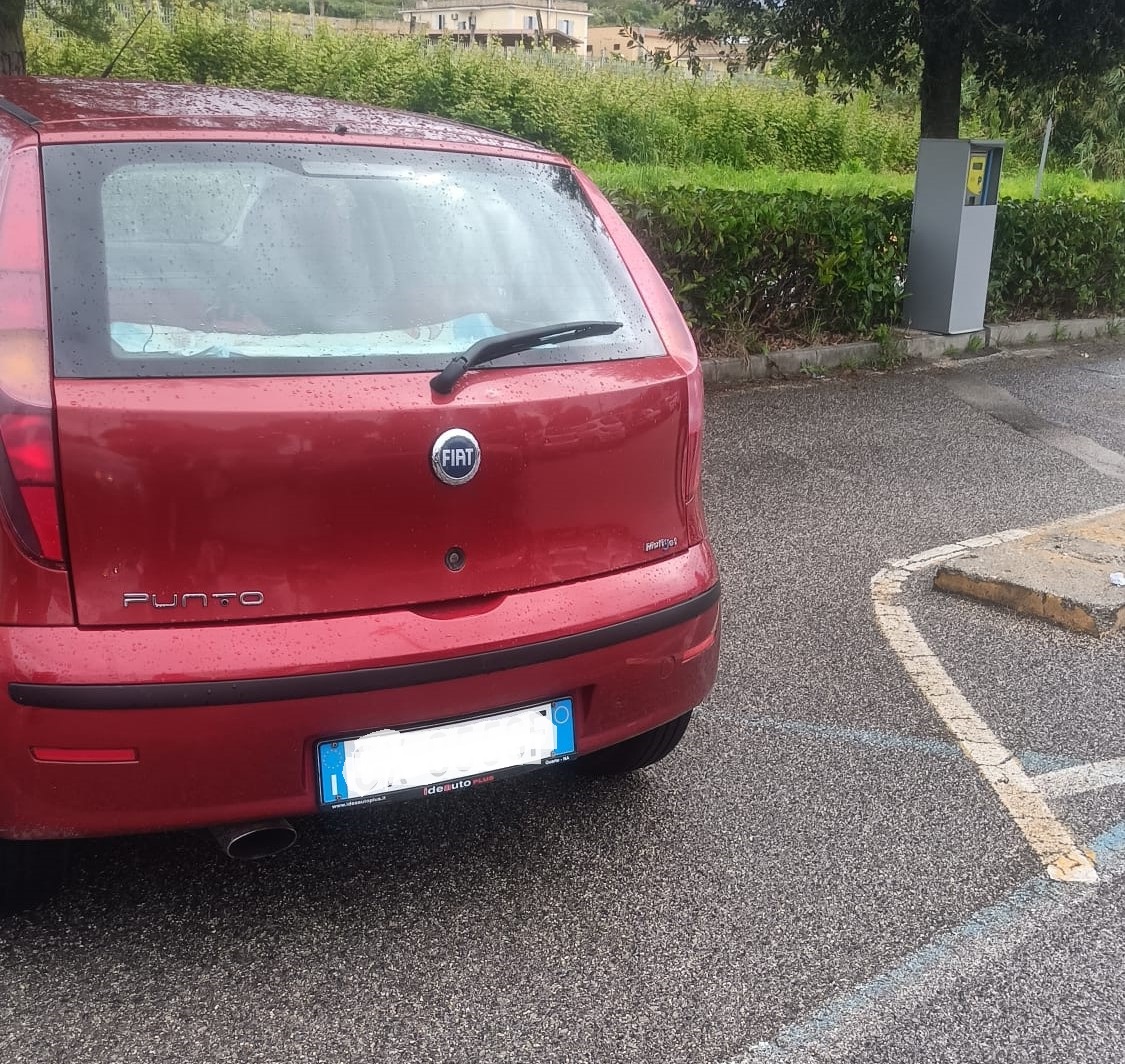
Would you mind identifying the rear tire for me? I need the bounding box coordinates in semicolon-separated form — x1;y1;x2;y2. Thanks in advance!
0;839;70;914
574;711;693;777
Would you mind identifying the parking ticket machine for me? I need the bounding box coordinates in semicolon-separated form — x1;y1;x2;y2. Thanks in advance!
904;139;1005;334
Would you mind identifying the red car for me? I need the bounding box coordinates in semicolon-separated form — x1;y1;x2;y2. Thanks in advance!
0;77;720;910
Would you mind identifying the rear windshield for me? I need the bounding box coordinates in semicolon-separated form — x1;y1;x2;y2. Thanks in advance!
41;142;661;378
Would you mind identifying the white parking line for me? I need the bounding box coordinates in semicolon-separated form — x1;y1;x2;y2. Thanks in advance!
1033;757;1125;798
869;508;1125;885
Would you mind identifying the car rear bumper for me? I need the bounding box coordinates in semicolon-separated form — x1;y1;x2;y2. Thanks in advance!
0;546;719;839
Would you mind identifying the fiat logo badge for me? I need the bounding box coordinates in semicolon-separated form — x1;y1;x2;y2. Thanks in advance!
432;428;481;485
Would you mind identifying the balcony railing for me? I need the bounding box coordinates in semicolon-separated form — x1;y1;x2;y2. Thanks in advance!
407;0;589;12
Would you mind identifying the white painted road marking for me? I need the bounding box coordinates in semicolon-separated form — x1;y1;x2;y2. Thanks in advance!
1033;757;1125;799
870;506;1125;885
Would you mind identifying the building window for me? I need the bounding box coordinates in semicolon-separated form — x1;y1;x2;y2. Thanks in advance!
436;13;445;29
612;42;620;50
586;44;592;53
524;15;535;29
560;18;572;35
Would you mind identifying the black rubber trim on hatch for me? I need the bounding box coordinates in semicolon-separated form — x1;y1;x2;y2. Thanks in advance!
10;584;721;711
0;96;42;128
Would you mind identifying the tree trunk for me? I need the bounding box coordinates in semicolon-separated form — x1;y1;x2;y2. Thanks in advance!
1;0;27;77
918;0;967;138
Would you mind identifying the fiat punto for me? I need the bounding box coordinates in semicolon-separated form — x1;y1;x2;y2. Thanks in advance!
0;77;720;910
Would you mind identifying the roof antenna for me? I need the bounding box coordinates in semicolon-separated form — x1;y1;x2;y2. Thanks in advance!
100;9;152;78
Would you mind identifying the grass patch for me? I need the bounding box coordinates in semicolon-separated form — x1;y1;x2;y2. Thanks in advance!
584;162;1125;201
871;325;909;370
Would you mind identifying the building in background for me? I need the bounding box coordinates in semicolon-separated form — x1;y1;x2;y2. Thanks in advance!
401;0;589;52
586;24;664;61
586;24;728;72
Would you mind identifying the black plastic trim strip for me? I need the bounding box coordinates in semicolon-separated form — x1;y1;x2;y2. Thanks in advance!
0;96;42;128
10;584;720;710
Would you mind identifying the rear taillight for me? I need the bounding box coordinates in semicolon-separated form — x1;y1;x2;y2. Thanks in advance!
0;149;63;565
682;362;704;507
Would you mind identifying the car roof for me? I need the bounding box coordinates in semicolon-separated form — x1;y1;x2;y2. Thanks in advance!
0;76;557;156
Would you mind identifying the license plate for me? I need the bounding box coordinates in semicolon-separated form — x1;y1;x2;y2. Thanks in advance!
317;698;576;809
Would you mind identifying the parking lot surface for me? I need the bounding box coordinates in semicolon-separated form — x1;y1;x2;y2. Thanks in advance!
2;343;1123;1063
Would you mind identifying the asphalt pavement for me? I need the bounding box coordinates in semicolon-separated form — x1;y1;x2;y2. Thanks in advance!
2;341;1124;1064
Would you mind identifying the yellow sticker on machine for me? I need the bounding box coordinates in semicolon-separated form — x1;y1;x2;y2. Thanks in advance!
967;153;987;197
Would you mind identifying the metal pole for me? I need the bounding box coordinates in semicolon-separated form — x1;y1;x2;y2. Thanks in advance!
1034;115;1054;200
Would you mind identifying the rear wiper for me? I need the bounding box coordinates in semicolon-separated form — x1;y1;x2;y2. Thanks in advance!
430;320;622;395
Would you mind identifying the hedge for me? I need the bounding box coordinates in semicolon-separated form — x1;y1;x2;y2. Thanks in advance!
608;188;1125;344
989;198;1125;322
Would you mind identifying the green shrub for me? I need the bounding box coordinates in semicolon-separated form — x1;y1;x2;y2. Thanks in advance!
26;6;918;172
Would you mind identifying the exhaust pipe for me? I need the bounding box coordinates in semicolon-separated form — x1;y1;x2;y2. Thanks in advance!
210;818;296;860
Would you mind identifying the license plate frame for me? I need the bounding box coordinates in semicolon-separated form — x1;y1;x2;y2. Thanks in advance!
316;697;576;810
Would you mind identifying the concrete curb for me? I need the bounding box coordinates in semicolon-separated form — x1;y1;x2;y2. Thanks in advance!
932;566;1117;637
932;507;1125;637
701;316;1117;386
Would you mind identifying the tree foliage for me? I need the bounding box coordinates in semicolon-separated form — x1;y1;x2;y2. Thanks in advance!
657;0;1125;139
588;0;664;29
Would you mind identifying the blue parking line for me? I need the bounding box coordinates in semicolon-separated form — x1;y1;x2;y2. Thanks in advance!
733;714;1085;775
742;715;962;760
735;819;1125;1062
